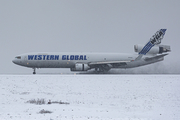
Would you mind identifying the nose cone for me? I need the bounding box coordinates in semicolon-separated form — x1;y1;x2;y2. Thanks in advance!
12;59;18;65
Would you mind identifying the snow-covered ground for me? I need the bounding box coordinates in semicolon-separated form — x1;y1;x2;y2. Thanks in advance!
0;75;180;120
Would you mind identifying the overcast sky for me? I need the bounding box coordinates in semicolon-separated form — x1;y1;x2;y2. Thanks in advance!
0;0;180;74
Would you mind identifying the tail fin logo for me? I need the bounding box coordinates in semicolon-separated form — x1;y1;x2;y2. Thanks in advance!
150;29;166;45
139;29;167;55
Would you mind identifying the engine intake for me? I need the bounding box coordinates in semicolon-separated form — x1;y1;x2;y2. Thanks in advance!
134;44;170;54
70;63;90;71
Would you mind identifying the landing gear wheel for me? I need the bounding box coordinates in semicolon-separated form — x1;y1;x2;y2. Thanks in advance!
33;68;36;74
95;68;101;74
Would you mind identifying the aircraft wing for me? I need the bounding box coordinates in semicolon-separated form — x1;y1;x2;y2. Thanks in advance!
88;53;168;72
88;60;131;71
88;60;131;66
88;53;168;66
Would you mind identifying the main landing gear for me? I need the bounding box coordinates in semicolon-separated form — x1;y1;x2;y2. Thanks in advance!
33;68;36;74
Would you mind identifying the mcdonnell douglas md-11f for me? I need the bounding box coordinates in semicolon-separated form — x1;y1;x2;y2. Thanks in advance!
12;29;170;74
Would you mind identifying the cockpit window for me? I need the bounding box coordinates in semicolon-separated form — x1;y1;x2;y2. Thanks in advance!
16;56;21;59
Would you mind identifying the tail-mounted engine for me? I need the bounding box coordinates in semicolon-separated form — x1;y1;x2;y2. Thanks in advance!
134;44;171;54
70;63;90;71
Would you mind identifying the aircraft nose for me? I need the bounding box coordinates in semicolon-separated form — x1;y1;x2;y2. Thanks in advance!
12;59;17;64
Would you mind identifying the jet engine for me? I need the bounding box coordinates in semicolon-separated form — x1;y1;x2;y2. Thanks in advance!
134;44;170;54
70;63;90;71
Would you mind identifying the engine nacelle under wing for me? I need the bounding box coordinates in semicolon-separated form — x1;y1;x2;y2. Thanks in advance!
134;44;170;54
70;63;90;71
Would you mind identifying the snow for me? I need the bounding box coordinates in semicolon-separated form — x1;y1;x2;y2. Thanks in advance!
0;75;180;120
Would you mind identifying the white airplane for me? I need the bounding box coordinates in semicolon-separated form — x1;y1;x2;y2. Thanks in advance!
12;29;170;74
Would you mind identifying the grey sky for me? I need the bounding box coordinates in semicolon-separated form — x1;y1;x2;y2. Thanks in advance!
0;0;180;74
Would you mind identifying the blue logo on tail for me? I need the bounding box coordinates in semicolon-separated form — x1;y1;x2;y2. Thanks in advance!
139;29;167;55
139;42;154;55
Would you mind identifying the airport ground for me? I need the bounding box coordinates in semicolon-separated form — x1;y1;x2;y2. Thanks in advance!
0;74;180;120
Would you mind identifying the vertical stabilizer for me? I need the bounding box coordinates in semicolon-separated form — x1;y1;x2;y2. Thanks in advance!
135;29;167;60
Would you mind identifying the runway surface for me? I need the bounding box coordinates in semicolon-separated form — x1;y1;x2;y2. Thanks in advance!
0;75;180;120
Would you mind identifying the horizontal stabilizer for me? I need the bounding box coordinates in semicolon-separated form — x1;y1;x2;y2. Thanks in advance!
144;54;168;62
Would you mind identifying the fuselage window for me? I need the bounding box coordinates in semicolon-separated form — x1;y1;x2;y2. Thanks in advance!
16;56;21;59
